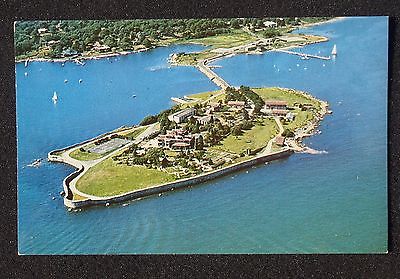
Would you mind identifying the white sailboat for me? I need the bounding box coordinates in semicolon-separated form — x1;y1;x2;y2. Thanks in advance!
331;44;337;56
52;92;58;103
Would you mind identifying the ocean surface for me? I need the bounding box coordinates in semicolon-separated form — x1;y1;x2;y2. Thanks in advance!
17;17;388;254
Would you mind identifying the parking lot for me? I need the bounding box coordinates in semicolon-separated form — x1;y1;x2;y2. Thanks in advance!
88;138;131;154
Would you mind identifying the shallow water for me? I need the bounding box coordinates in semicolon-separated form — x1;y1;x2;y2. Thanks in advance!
17;17;387;254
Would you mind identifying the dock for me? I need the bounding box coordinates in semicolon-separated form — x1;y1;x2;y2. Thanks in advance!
273;49;331;60
74;59;85;66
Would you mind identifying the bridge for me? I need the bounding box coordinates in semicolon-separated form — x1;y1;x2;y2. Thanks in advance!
197;59;231;89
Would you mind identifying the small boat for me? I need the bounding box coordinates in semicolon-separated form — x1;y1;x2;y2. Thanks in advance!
132;94;136;98
64;79;68;83
61;63;65;67
331;44;337;56
78;79;83;83
52;92;58;103
27;158;42;168
24;72;28;76
24;60;29;67
322;63;326;67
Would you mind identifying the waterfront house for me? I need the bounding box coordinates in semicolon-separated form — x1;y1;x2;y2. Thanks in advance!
265;100;288;110
93;41;111;52
61;49;79;57
168;108;196;124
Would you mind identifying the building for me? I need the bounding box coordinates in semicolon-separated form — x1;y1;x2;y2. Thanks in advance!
263;21;277;28
271;109;288;116
37;28;48;34
93;41;111;52
265;100;288;110
157;129;196;150
168;108;195;124
286;112;295;122
196;115;212;125
227;101;246;109
275;136;285;146
61;49;79;57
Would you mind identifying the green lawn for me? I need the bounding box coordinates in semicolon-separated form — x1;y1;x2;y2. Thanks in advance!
185;30;257;49
283;110;314;131
120;126;146;138
187;90;224;102
253;87;320;108
75;158;176;197
211;118;278;155
69;148;103;161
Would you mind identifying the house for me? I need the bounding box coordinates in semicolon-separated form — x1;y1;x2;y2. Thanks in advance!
37;28;48;34
263;21;277;28
168;108;195;124
196;115;212;125
301;103;314;111
93;41;111;52
264;100;288;110
271;109;288;116
61;49;79;57
275;136;285;146
157;129;196;150
286;112;295;122
171;142;191;150
227;101;246;109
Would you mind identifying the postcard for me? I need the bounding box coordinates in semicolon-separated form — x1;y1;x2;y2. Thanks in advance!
16;16;388;254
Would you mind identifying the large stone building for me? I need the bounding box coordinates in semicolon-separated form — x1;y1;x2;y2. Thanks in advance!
168;108;195;123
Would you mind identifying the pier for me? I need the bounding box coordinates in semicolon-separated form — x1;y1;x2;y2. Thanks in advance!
273;49;331;60
74;59;85;66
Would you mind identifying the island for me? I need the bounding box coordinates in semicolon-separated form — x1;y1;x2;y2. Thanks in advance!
48;85;329;209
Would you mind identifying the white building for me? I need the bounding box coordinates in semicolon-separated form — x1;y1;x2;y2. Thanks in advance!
168;108;195;123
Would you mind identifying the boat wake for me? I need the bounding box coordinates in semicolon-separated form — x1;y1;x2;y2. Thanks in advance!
146;65;170;72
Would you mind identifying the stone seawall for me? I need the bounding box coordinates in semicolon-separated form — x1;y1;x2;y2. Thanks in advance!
63;149;293;209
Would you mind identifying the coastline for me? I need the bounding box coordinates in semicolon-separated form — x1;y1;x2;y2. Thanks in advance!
15;17;340;65
39;18;332;209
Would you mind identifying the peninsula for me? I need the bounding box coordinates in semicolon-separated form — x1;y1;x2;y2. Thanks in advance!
42;18;334;209
49;85;329;209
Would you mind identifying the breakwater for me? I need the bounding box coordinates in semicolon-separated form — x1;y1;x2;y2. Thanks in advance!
55;148;293;209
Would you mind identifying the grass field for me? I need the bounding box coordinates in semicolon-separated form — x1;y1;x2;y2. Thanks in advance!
119;126;146;138
69;148;103;161
211;118;278;155
185;30;257;49
75;158;176;197
187;90;224;102
253;87;320;108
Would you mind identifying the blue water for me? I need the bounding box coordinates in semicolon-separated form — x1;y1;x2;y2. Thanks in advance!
17;17;388;254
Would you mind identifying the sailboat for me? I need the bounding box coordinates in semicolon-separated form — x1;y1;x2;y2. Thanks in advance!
52;92;58;103
331;44;337;56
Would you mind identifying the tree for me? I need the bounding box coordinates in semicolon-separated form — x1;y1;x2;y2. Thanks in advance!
282;128;295;137
232;125;243;136
195;135;204;150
